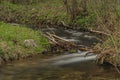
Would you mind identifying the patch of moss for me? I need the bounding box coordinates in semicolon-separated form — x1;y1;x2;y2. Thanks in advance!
68;49;77;53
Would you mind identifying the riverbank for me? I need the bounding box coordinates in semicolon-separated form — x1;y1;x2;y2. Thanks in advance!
0;0;69;27
0;22;49;64
0;0;120;29
0;0;120;68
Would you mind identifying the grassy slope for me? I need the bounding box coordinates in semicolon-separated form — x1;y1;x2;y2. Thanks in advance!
85;0;120;66
0;0;119;29
0;1;69;27
0;22;49;62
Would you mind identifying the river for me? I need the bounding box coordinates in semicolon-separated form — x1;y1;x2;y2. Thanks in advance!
0;27;119;80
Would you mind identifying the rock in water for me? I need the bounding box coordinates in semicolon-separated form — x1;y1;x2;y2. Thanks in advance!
24;39;37;47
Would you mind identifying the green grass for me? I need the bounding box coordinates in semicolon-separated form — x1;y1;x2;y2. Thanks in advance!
0;1;69;26
0;0;120;29
0;22;49;60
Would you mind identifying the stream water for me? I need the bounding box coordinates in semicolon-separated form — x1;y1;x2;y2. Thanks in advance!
0;28;119;80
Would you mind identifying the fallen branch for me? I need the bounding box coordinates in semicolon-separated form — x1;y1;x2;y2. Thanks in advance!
47;32;69;42
88;29;111;36
44;32;93;53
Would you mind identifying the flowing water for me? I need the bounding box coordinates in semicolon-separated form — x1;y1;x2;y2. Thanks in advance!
0;28;119;80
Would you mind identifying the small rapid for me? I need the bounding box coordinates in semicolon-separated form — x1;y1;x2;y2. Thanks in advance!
44;52;97;66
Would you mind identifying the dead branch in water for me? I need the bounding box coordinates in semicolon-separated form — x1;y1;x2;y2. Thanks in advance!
44;32;120;73
44;32;105;54
88;29;111;36
44;32;93;53
44;32;120;74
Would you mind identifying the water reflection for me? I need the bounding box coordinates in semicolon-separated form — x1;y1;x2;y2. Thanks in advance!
0;53;119;80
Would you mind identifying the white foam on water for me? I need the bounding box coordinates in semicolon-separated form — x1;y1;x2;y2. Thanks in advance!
52;55;96;65
43;51;97;66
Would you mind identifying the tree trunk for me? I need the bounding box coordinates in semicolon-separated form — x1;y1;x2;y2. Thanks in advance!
63;0;71;15
71;0;79;21
63;0;79;22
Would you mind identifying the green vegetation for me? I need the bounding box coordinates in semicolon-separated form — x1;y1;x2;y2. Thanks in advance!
0;0;120;66
85;0;120;67
63;0;120;67
69;49;77;53
0;0;119;29
0;0;69;27
0;22;49;61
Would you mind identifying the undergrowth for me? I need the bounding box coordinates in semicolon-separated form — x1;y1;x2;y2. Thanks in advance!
0;0;69;27
0;22;49;61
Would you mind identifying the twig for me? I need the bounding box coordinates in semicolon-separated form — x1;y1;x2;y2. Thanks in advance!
114;65;120;74
89;29;111;36
51;33;70;42
43;34;58;44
